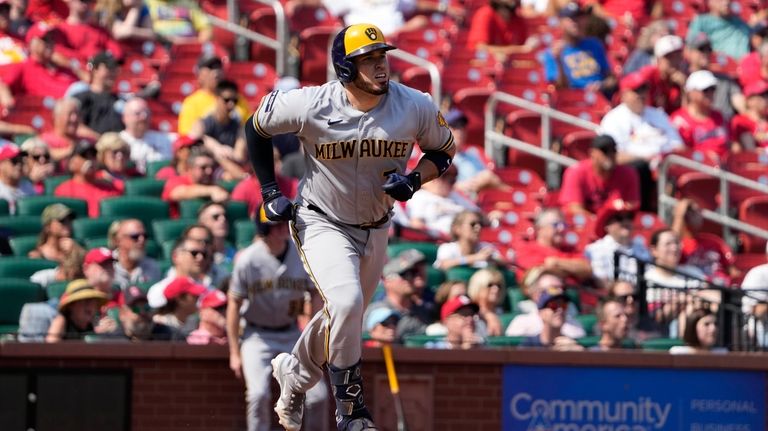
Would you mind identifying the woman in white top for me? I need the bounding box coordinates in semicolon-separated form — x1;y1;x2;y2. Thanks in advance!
467;268;507;336
669;308;728;354
433;210;500;270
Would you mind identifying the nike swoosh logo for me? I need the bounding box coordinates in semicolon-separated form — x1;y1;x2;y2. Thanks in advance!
406;184;413;193
266;201;278;215
327;119;343;125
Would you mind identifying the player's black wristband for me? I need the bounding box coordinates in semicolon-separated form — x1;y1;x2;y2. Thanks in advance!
407;172;422;192
261;181;282;202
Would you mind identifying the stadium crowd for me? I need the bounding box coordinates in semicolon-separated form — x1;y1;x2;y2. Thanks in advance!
1;0;768;362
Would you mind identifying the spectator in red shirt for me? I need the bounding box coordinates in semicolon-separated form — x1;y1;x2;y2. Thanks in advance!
26;0;68;21
738;25;768;88
466;0;536;60
559;134;641;215
54;141;122;217
161;147;229;218
154;135;202;180
0;22;78;106
55;0;123;68
731;80;768;150
515;208;593;281
671;198;738;283
642;35;687;114
231;170;296;219
671;70;733;158
585;0;660;29
41;97;91;164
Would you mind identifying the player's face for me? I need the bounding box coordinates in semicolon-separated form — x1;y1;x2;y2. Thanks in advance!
352;49;390;95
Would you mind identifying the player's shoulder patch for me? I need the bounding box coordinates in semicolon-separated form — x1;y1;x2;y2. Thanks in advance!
437;111;447;128
263;90;278;113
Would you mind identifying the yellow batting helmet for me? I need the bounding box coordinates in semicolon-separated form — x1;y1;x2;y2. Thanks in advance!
332;23;396;83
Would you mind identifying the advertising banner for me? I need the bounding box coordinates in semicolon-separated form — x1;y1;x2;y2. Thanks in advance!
502;365;765;431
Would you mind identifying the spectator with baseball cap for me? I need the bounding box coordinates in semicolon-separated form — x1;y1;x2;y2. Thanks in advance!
161;147;229;218
54;140;123;217
0;22;78;106
73;52;124;135
364;308;401;347
153;276;206;339
154;135;203;180
187;289;228;345
600;70;683;209
585;199;650;283
591;296;633;351
119;97;174;175
541;2;615;93
685;32;746;122
365;249;435;339
426;295;485;349
731;80;768;150
671;70;733;158
640;34;687;114
686;0;750;60
110;218;162;289
82;246;120;308
28;203;84;263
0;143;35;214
519;287;584;350
559;135;641;215
177;54;249;135
45;279;109;342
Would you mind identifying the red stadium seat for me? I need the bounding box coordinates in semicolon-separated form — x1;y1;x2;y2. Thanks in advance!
663;148;721;182
452;87;492;147
115;56;158;95
477;189;542;218
494;167;547;195
632;211;668;247
298;26;339;86
286;3;340;34
248;5;277;65
676;172;720;211
504;109;545;177
739;196;768;253
561;130;596;161
400;66;433;94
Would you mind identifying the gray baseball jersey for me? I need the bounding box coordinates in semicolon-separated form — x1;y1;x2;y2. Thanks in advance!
229;239;312;328
252;80;454;225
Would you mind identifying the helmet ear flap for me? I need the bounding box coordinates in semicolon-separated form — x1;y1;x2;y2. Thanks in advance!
332;31;357;83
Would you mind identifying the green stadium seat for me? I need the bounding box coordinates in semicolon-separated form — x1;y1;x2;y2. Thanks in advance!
16;196;88;218
0;278;46;334
499;312;520;330
83;237;160;259
124;177;166;197
575;314;598;336
72;217;118;242
0;257;57;278
575;335;601;348
0;215;42;236
9;235;39;256
100;197;169;234
46;280;68;300
218;180;239;193
403;334;443;347
161;239;175;261
445;265;478;283
43;175;72;195
0;199;8;216
426;267;446;290
564;289;581;312
146;160;170;178
152;218;196;244
235;219;256;249
486;335;526;347
179;199;205;219
507;288;527;312
387;241;439;264
640;337;685;351
226;201;249;221
179;199;250;221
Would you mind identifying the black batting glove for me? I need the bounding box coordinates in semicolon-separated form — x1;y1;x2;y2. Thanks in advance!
382;172;421;202
261;182;295;221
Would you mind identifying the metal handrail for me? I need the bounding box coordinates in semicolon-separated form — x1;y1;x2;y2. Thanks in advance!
205;0;289;75
658;155;768;243
323;32;443;107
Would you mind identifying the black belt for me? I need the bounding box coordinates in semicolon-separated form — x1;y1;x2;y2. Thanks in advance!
247;323;294;332
306;204;389;230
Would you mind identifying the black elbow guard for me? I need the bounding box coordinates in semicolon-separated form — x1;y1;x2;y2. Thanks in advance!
422;150;453;177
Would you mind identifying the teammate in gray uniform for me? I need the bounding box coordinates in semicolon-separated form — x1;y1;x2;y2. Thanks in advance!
226;210;328;431
244;23;456;431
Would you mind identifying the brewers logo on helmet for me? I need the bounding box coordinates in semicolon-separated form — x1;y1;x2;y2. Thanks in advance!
332;23;397;83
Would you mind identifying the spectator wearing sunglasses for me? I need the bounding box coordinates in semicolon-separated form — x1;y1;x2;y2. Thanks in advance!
153;276;206;339
365;250;435;340
28;203;84;263
607;280;663;342
95;132;140;190
519;287;584;351
110;219;161;290
426;295;485;350
0;144;35;214
197;201;236;266
434;210;501;270
20;137;55;195
161;147;229;218
585;199;650;284
189;80;247;181
671;70;733;158
54;140;122;217
467;268;507;336
515;208;593;282
119;97;174;175
685;33;745;123
179;224;230;286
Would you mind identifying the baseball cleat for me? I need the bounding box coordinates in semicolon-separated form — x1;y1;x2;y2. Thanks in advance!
271;353;305;431
337;416;378;431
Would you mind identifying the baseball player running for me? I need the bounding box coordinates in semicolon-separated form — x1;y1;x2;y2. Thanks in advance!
226;211;328;431
244;23;455;431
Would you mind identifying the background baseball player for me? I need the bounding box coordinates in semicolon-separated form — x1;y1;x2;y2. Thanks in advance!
226;210;329;431
244;23;455;431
